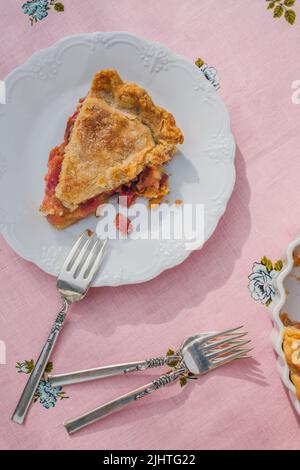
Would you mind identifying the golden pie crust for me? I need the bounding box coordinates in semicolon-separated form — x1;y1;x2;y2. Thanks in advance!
55;69;183;211
283;326;300;400
40;69;183;228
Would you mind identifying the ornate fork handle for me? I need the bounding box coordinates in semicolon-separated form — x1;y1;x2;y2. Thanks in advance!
11;298;69;424
64;367;186;434
48;354;182;387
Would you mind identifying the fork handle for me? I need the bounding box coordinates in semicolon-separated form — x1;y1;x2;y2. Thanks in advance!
48;355;181;387
64;368;186;434
11;299;69;424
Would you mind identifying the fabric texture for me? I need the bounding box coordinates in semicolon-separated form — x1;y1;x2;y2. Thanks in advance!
0;0;300;450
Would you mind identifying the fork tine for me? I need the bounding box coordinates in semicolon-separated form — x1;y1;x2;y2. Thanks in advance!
207;340;251;359
204;326;244;342
62;232;89;272
211;348;253;369
83;238;108;283
79;238;102;279
70;236;96;277
203;333;247;351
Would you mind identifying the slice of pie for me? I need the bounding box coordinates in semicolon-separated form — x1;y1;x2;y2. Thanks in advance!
40;69;184;229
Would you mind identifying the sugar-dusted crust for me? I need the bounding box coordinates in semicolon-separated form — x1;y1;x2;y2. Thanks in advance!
283;327;300;400
55;69;184;211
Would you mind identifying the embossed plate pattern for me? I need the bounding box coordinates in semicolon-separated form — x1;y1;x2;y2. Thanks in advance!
0;33;236;286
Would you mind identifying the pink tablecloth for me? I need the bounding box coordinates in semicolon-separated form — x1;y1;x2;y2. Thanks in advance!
1;0;300;450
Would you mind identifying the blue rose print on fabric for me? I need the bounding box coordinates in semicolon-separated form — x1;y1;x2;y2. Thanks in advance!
22;0;48;20
16;359;68;409
248;256;283;307
36;379;64;409
22;1;64;25
195;58;220;90
201;66;220;89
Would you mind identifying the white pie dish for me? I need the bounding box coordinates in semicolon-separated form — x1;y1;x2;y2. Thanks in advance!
0;32;236;286
271;235;300;415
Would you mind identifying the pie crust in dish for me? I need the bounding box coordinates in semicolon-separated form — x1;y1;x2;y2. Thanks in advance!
281;317;300;400
40;69;184;228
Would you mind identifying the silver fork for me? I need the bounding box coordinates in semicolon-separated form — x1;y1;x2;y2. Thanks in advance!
48;328;248;387
11;231;107;425
64;327;252;434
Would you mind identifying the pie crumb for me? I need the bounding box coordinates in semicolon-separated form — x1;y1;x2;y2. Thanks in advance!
149;196;164;208
95;205;102;217
175;199;183;206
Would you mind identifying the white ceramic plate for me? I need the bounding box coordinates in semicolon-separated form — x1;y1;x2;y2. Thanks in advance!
271;236;300;415
0;32;235;286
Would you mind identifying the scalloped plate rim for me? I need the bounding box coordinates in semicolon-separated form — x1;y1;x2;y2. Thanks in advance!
0;32;236;287
271;236;300;415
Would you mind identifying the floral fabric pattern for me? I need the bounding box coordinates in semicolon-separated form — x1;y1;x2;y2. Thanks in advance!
22;0;64;25
16;359;68;409
21;1;297;27
166;348;197;387
195;58;220;90
248;256;283;306
35;379;65;408
266;0;297;25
